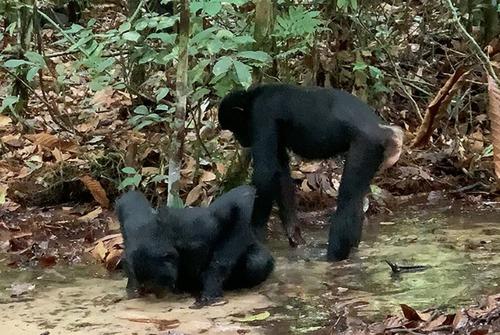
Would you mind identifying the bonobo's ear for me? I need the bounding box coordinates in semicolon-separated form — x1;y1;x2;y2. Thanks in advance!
218;89;251;130
380;125;404;170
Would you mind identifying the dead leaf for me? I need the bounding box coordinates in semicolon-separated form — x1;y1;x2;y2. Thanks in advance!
141;167;159;175
0;115;12;126
105;247;123;271
38;255;57;267
299;162;321;173
2;134;23;147
291;170;305;179
200;170;216;182
452;310;469;329
119;317;180;331
25;133;59;149
91;241;108;261
78;207;103;222
300;179;312;192
400;304;423;321
80;175;110;208
186;184;204;206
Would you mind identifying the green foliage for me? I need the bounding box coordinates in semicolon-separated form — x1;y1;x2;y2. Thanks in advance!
129;104;174;130
119;167;142;190
273;6;326;59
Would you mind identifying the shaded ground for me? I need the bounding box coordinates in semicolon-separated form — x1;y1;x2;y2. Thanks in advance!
0;202;499;334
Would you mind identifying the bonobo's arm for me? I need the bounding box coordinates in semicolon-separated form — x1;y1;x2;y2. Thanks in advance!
195;206;250;307
249;123;280;237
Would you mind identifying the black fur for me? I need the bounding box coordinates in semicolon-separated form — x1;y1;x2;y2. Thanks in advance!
116;186;274;305
218;84;401;261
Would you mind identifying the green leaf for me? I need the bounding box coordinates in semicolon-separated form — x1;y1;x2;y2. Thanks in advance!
191;87;210;102
353;61;368;71
119;174;142;190
368;66;382;79
24;51;45;66
136;119;154;129
169;194;184;208
135;20;148;31
234;311;271;322
156;104;172;111
188;59;210;84
233;60;252;88
236;51;271;63
26;67;40;82
150;174;168;183
3;59;34;68
122;31;141;42
122;167;137;174
204;1;222;16
156;87;170;102
0;95;19;113
118;22;131;33
213;56;233;76
134;105;149;115
147;32;175;44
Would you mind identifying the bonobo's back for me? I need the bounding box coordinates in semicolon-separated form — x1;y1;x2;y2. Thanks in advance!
115;190;157;239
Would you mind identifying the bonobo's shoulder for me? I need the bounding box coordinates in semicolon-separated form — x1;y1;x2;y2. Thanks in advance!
115;190;149;207
115;190;154;217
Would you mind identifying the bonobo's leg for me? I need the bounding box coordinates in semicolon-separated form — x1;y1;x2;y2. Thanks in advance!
276;149;304;246
225;244;274;289
327;136;386;261
125;264;141;298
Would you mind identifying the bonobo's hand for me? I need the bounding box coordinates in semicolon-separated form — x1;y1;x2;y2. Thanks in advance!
287;223;305;247
190;296;227;309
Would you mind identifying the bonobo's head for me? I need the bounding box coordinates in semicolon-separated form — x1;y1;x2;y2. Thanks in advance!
218;89;252;147
131;246;179;298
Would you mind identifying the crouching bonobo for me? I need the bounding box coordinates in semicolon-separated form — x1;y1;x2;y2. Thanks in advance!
115;186;274;307
218;84;404;261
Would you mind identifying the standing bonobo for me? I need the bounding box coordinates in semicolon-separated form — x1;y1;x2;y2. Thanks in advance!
218;84;403;261
116;186;274;307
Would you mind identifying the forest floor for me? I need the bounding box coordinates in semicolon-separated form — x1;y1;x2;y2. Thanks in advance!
1;196;499;334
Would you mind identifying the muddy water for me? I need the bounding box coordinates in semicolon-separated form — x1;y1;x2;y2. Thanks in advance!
0;206;499;334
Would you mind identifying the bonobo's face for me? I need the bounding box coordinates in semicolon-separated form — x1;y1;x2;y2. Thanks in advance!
218;90;252;147
133;249;178;297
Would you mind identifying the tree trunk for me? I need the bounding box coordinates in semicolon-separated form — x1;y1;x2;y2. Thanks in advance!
167;0;190;206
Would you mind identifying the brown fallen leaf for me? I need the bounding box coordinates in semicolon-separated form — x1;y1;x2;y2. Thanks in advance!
185;184;204;206
38;255;58;268
105;247;123;271
91;241;108;261
25;132;59;149
119;317;180;331
200;170;216;182
80;175;110;208
400;304;423;321
78;207;103;222
299;162;321;173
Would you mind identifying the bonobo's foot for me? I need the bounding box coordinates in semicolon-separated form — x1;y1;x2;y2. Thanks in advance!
287;224;305;247
190;296;227;309
126;287;143;299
